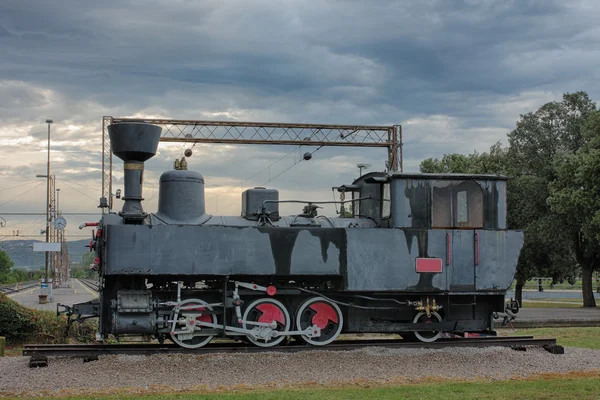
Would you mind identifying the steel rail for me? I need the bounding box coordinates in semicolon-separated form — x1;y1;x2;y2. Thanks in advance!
22;336;556;357
79;279;99;291
0;281;39;295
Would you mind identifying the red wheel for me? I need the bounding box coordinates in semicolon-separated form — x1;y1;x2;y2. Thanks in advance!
412;311;442;343
170;299;216;349
296;297;343;346
242;298;290;347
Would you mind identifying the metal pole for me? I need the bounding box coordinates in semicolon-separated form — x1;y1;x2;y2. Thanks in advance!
45;121;51;284
56;188;60;285
39;119;52;304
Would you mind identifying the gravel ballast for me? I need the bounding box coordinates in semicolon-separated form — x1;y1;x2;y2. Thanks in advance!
1;346;599;397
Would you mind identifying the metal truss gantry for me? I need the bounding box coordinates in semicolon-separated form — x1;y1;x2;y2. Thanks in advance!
46;176;69;287
101;117;403;212
56;227;69;284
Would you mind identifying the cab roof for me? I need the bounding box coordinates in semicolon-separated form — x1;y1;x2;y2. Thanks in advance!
389;172;509;181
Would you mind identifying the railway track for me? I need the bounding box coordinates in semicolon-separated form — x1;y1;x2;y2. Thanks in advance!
22;336;557;358
79;278;99;291
0;280;39;295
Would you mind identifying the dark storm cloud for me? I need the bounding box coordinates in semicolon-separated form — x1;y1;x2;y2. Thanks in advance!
1;0;600;235
1;0;585;115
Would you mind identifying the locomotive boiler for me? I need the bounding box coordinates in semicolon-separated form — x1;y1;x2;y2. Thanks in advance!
65;122;523;347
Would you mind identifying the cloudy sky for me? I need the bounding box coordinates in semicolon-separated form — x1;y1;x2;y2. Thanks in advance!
1;0;599;240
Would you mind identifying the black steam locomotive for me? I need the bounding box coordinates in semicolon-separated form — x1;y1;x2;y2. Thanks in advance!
64;122;523;348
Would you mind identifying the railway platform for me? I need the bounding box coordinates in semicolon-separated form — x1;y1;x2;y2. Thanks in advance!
7;279;98;311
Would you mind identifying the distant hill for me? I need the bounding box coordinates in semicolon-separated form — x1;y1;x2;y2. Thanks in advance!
0;239;89;269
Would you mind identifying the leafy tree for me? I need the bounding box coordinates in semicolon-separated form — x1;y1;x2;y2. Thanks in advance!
69;252;97;279
547;110;600;307
508;91;596;181
508;92;597;306
0;250;15;284
420;153;475;174
420;142;508;176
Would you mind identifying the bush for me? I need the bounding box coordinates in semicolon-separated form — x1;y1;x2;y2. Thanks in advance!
0;292;97;345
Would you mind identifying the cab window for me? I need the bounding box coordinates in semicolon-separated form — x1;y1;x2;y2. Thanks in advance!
432;180;482;228
381;183;391;219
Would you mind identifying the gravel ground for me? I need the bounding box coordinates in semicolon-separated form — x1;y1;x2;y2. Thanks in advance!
1;346;599;397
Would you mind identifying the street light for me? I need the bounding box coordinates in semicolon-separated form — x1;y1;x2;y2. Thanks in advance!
357;163;371;177
38;119;53;303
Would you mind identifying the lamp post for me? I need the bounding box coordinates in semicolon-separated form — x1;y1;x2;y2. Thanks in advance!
357;163;371;177
37;119;53;303
56;187;60;284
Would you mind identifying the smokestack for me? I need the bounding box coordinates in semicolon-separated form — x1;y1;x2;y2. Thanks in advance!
108;123;162;222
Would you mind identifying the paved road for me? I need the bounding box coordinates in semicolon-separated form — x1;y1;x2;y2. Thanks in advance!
8;279;97;311
497;307;600;328
506;290;600;300
517;307;600;320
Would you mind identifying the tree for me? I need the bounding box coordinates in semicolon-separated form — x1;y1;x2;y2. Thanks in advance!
420;142;508;175
0;250;15;284
547;110;600;307
508;92;596;181
69;252;97;279
420;153;475;174
508;92;597;307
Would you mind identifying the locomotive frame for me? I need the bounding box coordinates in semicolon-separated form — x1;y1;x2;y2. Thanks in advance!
63;122;523;348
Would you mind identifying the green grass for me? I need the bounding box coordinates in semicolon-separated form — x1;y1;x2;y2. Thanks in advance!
521;300;585;308
10;375;600;400
499;327;600;349
531;298;586;303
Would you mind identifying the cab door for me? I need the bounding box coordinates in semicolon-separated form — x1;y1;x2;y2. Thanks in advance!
431;180;481;292
449;230;476;291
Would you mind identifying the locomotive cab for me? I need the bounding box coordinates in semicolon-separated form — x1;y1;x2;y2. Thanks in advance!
343;172;520;294
349;172;506;230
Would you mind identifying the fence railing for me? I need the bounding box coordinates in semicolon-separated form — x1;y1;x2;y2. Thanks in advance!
510;275;600;292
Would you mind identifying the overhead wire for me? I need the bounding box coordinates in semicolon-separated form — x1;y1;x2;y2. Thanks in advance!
0;182;44;209
57;180;100;203
56;177;101;194
208;145;306;207
0;180;38;194
0;214;45;242
220;145;325;212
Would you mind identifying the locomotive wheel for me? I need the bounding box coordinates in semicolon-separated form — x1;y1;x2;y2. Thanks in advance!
296;297;343;346
242;298;290;347
170;299;217;349
412;311;442;343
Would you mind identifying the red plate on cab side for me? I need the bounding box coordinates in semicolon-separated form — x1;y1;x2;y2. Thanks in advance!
415;258;443;273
